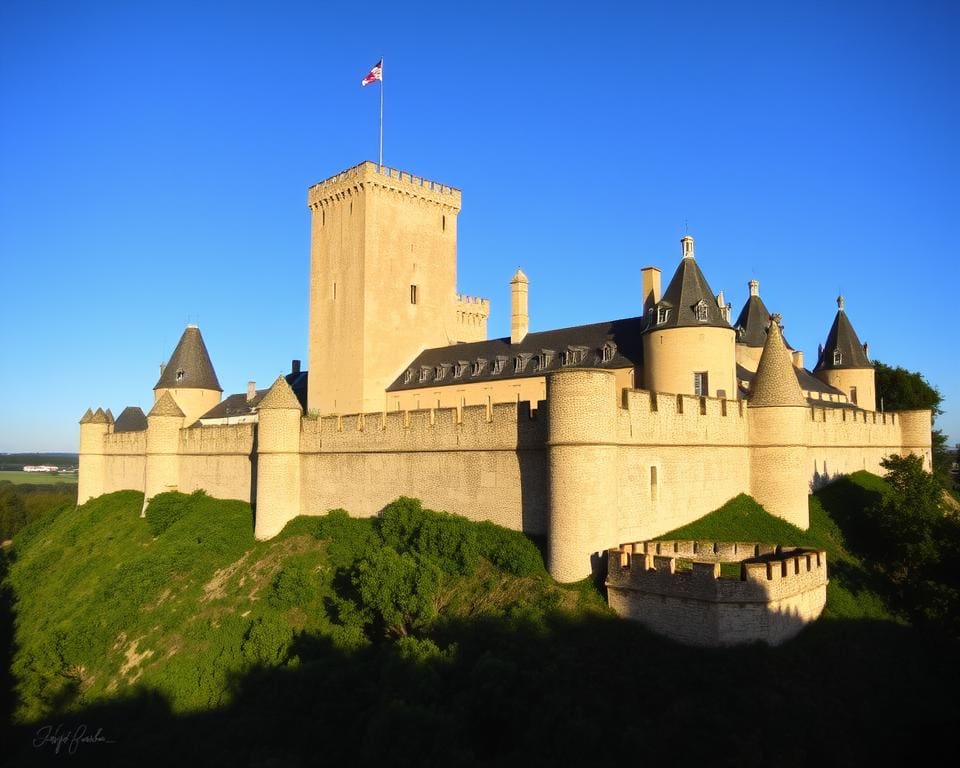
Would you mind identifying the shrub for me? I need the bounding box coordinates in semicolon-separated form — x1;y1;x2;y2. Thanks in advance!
475;521;545;576
353;546;440;636
269;563;318;609
146;491;198;535
379;497;479;575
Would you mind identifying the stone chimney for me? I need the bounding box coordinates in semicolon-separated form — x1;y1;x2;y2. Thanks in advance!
641;267;661;315
510;268;529;345
749;279;759;297
247;381;256;402
792;350;804;369
291;359;301;376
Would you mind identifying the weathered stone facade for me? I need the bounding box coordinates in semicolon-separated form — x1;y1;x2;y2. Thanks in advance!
78;161;933;585
606;541;829;646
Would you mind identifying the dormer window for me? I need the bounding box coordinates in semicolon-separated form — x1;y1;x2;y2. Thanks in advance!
657;307;669;324
833;349;843;366
404;369;414;384
435;365;446;381
472;359;486;376
694;301;709;322
419;366;430;383
493;356;506;374
536;350;554;371
515;354;531;373
176;369;185;383
601;342;616;363
454;361;468;378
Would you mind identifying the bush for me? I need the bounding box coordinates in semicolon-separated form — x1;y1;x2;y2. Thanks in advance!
379;497;479;576
269;564;318;609
475;521;545;576
146;491;198;535
353;546;440;636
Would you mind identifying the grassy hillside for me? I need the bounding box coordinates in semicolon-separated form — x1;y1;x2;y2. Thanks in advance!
2;478;958;766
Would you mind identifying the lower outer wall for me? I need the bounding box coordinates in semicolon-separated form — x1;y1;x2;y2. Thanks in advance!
300;449;548;535
607;585;827;646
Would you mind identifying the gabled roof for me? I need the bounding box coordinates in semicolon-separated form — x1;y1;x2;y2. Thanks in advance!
198;392;267;421
114;406;148;433
154;325;222;392
387;316;643;392
813;296;872;372
645;236;731;332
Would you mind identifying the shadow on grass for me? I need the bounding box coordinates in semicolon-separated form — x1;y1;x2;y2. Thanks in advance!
4;608;959;768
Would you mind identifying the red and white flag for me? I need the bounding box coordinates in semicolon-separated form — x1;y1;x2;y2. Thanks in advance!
361;59;383;86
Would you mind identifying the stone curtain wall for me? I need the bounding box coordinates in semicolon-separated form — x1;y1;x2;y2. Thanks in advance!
102;431;147;495
177;423;256;502
606;542;828;646
298;402;548;534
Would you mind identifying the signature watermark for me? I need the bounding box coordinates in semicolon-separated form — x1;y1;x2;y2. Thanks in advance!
33;723;116;755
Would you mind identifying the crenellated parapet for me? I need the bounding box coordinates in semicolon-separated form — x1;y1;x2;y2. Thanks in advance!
606;540;828;646
618;388;748;445
179;423;255;455
307;161;461;211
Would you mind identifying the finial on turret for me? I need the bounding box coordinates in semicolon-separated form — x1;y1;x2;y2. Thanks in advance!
749;279;759;297
681;234;695;259
837;295;845;312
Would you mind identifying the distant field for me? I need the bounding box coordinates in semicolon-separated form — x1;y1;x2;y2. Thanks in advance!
0;470;78;485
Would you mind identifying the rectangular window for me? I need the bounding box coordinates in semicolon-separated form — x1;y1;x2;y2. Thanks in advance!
410;285;418;304
850;386;858;405
694;372;708;397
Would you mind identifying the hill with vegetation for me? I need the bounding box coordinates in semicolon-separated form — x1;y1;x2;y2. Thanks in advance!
2;466;958;766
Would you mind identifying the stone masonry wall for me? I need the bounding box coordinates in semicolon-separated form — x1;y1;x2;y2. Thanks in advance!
102;430;146;494
177;423;256;502
606;542;828;646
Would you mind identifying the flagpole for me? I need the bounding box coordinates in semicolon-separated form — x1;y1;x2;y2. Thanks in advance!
379;59;384;168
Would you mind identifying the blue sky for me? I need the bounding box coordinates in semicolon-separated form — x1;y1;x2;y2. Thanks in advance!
1;0;957;452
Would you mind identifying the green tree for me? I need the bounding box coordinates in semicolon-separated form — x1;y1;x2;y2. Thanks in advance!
874;361;950;487
353;546;440;637
0;487;27;541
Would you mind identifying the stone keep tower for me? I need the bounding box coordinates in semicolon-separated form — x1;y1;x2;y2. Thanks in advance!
813;295;876;411
642;235;736;398
306;162;466;415
154;325;222;425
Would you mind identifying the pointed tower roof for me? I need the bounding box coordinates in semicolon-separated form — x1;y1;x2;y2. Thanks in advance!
258;376;303;411
154;325;222;392
645;235;731;332
149;391;185;418
510;268;528;284
79;408;94;424
813;296;872;372
734;280;772;347
114;406;148;433
749;314;806;408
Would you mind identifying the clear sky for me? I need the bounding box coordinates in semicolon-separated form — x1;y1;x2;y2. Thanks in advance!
1;0;957;452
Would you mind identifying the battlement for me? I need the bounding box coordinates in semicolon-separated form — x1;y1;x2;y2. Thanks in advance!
103;430;146;454
456;294;490;309
307;161;461;209
617;388;748;445
299;400;545;454
179;423;255;455
606;540;828;645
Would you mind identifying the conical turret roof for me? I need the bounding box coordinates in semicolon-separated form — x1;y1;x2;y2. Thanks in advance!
813;296;871;372
645;236;731;332
79;408;94;424
90;407;110;424
749;314;806;408
154;325;222;391
258;376;304;411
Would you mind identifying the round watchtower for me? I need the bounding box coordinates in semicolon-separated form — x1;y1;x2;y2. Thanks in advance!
642;236;736;399
255;376;304;539
813;296;875;410
154;325;223;425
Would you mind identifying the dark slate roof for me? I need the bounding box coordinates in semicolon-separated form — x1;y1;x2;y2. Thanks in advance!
387;317;643;392
285;370;308;412
645;251;731;332
114;406;147;433
733;296;795;350
154;325;222;391
813;300;872;371
199;391;267;420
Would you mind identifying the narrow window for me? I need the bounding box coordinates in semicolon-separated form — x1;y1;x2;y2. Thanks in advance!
695;302;709;322
601;343;615;363
650;466;658;501
322;209;325;226
850;386;858;405
442;215;446;231
410;285;418;305
332;281;337;300
176;369;185;383
657;307;669;324
694;371;708;397
833;349;842;366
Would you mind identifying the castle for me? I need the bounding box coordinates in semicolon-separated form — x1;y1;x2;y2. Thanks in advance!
78;161;932;583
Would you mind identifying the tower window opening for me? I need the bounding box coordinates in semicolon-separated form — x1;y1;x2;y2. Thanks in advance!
442;215;446;231
650;466;658;501
410;285;418;305
694;371;708;397
833;349;842;365
657;307;669;324
850;386;858;405
695;301;709;322
601;343;615;363
332;282;337;300
176;369;184;383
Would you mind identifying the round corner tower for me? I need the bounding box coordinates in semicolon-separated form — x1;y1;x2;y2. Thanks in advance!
813;296;875;410
153;324;223;425
642;235;736;399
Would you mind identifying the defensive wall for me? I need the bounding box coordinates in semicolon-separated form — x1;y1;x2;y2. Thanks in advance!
606;540;829;646
78;369;931;583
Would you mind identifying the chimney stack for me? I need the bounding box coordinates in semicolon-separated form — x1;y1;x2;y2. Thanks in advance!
247;381;256;402
291;359;301;376
641;267;661;316
510;269;529;345
749;279;759;297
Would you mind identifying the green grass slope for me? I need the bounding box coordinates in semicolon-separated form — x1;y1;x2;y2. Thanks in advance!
1;478;957;766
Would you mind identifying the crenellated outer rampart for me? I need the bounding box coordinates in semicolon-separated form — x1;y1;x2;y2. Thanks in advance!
177;423;256;503
102;430;147;495
299;402;547;534
606;541;828;645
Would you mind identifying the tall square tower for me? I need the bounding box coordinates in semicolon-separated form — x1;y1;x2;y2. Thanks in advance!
306;162;463;414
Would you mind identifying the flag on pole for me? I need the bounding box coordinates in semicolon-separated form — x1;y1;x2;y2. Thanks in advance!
361;59;383;86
